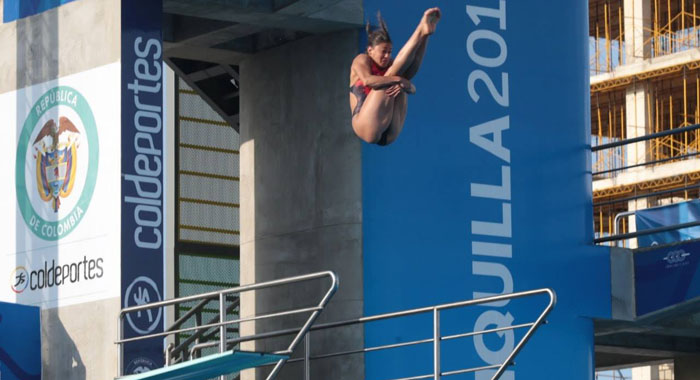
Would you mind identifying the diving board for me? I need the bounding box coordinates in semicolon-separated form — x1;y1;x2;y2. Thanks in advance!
117;351;288;380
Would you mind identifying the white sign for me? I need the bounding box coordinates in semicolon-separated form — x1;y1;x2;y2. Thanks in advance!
1;63;122;308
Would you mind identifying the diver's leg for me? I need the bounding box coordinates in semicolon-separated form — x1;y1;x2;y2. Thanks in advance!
384;8;440;78
384;29;425;77
381;92;408;145
352;89;396;144
401;38;428;80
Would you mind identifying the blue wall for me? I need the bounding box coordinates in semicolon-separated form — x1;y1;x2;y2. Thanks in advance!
636;240;700;316
362;1;611;378
0;302;40;380
3;0;77;23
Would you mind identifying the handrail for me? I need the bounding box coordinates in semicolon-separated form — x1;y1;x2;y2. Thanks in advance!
595;183;700;207
594;151;700;176
595;220;700;243
117;271;338;380
167;296;215;333
169;297;241;362
604;201;700;246
591;123;700;152
190;288;556;380
612;210;636;247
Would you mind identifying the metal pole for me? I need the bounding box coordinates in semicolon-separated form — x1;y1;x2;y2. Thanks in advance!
433;308;440;380
490;288;556;380
165;343;174;366
304;333;311;380
595;219;700;243
613;211;636;246
195;311;202;350
592;122;700;151
220;293;226;380
118;317;123;377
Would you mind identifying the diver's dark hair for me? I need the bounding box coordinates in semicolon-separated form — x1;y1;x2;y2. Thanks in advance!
366;11;391;47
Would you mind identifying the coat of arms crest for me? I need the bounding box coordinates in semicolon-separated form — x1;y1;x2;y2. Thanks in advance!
32;116;81;212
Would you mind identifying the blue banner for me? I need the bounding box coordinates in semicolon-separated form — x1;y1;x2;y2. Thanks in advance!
3;0;77;23
361;1;611;379
636;200;700;247
0;302;40;380
121;0;165;374
635;240;700;316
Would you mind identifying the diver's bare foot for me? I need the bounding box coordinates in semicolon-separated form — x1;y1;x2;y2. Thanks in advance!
420;8;441;36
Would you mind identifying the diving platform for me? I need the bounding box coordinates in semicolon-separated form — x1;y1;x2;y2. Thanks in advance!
117;351;287;380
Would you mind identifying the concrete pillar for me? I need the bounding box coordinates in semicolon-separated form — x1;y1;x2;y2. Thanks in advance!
239;30;363;380
674;355;700;380
623;0;652;167
626;198;648;248
622;0;652;247
625;80;652;249
626;80;651;167
624;0;652;63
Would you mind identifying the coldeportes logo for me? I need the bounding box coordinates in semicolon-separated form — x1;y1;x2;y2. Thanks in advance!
15;86;99;241
124;276;162;335
9;257;104;294
9;266;29;293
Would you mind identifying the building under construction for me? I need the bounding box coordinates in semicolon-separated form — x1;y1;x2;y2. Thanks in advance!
591;0;700;378
591;0;700;246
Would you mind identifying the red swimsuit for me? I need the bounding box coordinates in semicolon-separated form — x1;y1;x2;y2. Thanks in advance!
350;60;388;116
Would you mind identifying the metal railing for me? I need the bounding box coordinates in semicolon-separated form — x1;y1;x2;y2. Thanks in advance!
191;288;556;380
609;202;700;246
116;271;338;380
595;219;700;244
592;123;700;176
167;294;240;363
592;124;700;245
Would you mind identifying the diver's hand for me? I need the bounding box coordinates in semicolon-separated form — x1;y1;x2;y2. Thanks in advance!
386;84;402;97
399;78;416;94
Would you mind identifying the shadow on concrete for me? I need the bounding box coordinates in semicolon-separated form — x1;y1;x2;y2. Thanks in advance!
42;308;86;380
13;5;82;380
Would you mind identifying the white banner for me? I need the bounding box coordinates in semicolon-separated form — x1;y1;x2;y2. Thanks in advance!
1;63;121;308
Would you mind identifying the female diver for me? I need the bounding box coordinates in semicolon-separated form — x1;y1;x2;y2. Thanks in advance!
349;8;441;146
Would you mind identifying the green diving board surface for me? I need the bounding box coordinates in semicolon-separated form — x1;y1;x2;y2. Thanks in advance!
118;351;288;380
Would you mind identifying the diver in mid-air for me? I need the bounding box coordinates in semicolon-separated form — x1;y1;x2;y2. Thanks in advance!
349;8;441;146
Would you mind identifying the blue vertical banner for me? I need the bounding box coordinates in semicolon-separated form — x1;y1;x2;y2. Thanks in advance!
362;1;611;379
0;302;40;380
121;0;165;374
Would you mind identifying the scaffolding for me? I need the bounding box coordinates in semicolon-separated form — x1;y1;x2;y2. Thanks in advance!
589;0;700;246
592;88;626;176
647;0;700;58
590;0;700;75
590;0;625;75
592;68;700;176
645;69;700;158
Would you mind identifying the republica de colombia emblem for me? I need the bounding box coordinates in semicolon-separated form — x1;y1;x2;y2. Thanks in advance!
16;86;99;241
34;117;81;212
